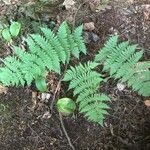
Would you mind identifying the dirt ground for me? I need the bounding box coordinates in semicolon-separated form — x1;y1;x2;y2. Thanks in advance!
0;0;150;150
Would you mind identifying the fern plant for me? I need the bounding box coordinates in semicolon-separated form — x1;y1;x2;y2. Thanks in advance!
1;21;149;126
95;35;150;96
0;22;86;91
63;61;110;125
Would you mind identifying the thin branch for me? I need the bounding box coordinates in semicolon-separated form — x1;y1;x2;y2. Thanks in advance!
59;112;75;150
28;123;49;150
50;64;68;113
72;1;87;29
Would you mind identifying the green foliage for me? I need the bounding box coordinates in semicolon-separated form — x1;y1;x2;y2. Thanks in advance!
1;21;21;42
35;77;47;92
57;98;76;116
9;22;21;37
95;35;150;96
63;62;110;125
1;28;12;42
0;22;86;91
0;21;149;126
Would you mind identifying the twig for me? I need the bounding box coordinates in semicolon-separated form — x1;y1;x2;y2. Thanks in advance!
50;64;68;113
72;1;87;29
50;79;62;113
59;112;75;150
28;123;49;150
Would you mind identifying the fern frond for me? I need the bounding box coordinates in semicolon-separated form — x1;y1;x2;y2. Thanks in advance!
40;27;67;63
95;35;150;96
29;34;61;73
24;37;54;71
73;25;86;54
64;62;110;125
0;22;86;90
95;35;119;63
79;94;110;110
57;22;71;62
0;56;24;86
63;61;98;81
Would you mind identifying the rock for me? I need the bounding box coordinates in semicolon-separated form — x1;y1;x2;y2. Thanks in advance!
83;31;92;44
117;83;126;91
91;32;100;42
83;22;95;31
83;31;100;44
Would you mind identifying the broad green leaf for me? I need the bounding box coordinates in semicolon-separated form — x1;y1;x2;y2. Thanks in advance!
35;77;47;92
57;98;76;116
2;28;12;41
10;22;21;37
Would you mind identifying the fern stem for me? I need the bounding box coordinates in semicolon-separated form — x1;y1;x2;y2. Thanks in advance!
50;64;68;113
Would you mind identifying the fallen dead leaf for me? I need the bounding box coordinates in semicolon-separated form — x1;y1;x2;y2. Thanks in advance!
49;137;57;145
88;0;111;12
127;0;134;4
2;0;11;5
42;111;51;119
63;0;75;10
84;22;95;31
144;100;150;107
0;84;8;94
41;93;51;101
144;11;149;20
31;91;38;110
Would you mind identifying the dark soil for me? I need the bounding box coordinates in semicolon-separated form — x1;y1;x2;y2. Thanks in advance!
0;0;150;150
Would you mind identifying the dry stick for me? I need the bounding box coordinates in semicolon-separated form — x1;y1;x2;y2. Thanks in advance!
59;112;75;150
50;64;68;113
50;63;75;149
28;123;49;150
50;79;62;113
72;1;87;29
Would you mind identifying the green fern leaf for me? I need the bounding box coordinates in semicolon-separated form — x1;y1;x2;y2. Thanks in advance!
95;35;150;96
64;62;110;125
95;35;119;62
73;25;86;54
0;22;86;92
40;27;67;63
57;22;71;62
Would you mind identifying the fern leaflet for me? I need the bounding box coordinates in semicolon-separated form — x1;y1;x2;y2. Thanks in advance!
95;35;150;96
0;22;86;90
63;62;110;125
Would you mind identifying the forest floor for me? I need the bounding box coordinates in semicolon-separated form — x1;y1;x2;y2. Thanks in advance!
0;0;150;150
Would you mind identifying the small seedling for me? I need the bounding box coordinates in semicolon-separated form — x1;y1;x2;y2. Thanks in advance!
1;21;21;42
9;21;21;37
57;98;76;116
1;28;12;42
35;76;47;92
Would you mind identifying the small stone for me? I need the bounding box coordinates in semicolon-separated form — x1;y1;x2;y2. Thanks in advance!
91;32;100;42
84;22;95;31
83;32;100;43
83;31;92;44
117;83;126;91
41;93;51;101
42;111;51;119
63;0;75;10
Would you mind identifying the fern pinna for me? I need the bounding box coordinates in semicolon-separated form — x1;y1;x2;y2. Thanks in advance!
63;61;110;125
0;22;86;91
95;35;150;96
